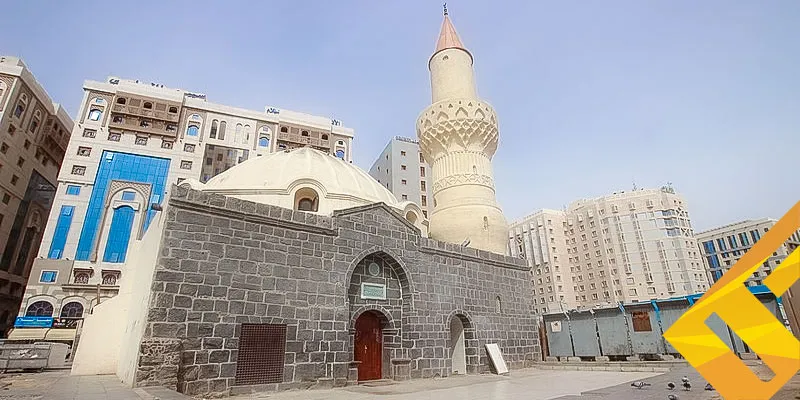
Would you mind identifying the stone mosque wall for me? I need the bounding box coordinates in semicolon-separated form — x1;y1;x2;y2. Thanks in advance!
135;185;539;396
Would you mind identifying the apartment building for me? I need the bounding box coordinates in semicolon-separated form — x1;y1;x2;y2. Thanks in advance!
369;136;433;218
510;186;709;314
0;56;73;335
13;76;354;340
696;218;800;285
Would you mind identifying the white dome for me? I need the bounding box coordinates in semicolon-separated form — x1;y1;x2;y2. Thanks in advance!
195;147;425;224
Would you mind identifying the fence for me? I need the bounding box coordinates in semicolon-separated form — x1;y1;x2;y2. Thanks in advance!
541;286;783;359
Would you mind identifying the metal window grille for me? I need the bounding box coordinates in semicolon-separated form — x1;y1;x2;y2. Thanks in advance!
235;324;287;385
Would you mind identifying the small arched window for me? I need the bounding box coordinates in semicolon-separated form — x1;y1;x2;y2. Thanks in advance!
335;149;345;159
472;165;477;174
405;211;418;224
496;296;502;313
259;136;270;147
14;94;27;118
143;102;153;110
74;272;89;284
321;134;328;140
187;124;199;137
210;120;218;138
26;300;53;317
218;121;227;140
29;110;42;133
88;109;102;121
168;106;178;113
301;130;309;137
60;302;84;319
294;187;319;212
116;97;127;105
280;126;288;133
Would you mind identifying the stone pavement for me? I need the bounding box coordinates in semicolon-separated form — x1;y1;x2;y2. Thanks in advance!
0;370;191;400
227;369;660;399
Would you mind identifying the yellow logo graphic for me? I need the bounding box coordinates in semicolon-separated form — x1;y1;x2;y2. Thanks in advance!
664;201;800;399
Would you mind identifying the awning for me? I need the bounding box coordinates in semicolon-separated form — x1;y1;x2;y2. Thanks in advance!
7;328;47;340
44;329;77;341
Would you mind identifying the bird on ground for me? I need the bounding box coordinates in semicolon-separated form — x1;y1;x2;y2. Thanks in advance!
681;376;690;384
683;381;692;391
667;382;675;390
705;383;714;391
631;381;652;389
668;394;679;400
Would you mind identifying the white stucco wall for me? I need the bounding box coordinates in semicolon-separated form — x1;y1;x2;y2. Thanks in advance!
69;205;167;381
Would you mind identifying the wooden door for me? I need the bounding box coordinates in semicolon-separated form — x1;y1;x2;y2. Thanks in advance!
354;311;382;381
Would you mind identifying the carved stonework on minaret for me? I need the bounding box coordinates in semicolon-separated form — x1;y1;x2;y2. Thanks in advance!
416;10;509;255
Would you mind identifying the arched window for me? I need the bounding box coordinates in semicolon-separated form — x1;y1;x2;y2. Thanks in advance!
335;149;345;159
14;94;27;118
280;126;288;133
143;102;153;109
88;109;102;121
244;124;251;141
102;274;117;285
103;205;135;263
60;302;84;319
26;300;53;317
301;130;309;137
496;296;502;313
189;113;202;121
210;120;218;138
29;110;42;133
218;121;227;140
235;123;243;143
116;97;126;105
405;211;418;224
259;136;270;147
294;188;319;212
321;134;328;140
168;106;178;114
74;272;89;284
187;124;199;137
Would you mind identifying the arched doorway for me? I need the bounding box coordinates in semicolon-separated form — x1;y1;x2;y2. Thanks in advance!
450;316;467;375
354;311;382;381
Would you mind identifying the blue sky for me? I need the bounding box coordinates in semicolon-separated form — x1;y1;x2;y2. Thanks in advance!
3;1;798;231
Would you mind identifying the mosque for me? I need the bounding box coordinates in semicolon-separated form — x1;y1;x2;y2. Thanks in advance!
68;10;540;396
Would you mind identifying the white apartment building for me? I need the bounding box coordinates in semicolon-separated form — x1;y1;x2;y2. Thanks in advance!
510;186;710;315
0;56;73;336
13;76;354;340
369;136;433;218
697;218;800;286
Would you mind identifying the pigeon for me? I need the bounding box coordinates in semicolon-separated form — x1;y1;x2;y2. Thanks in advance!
668;395;679;400
631;381;652;389
681;376;690;384
683;381;692;391
667;382;675;390
705;383;714;391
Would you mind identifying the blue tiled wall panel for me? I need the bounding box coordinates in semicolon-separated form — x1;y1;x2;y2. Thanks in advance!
102;206;135;263
75;151;170;261
48;205;75;259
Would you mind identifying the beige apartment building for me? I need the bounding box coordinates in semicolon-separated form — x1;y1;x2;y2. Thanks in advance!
696;218;800;285
0;56;73;335
510;186;710;314
368;136;434;219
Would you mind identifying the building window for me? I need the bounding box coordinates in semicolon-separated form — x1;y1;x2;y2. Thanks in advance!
116;97;126;105
335;149;345;159
71;166;86;175
143;102;153;110
632;311;652;332
108;132;121;141
420;166;425;177
13;96;26;118
421;195;427;206
112;115;124;123
48;205;75;259
218;121;227;140
135;137;148;145
103;206;135;263
259;136;270;147
180;160;192;170
121;191;136;201
422;210;428;218
294;187;319;212
139;120;150;128
60;302;84;319
102;273;118;285
162;141;174;149
187;124;199;137
40;271;58;283
0;143;7;154
321;134;328;140
301;130;309;137
401;179;407;185
17;157;24;167
183;143;195;152
25;301;53;317
77;147;91;156
496;296;502;313
2;193;9;204
29;110;41;133
210;120;219;138
168;106;178;114
24;139;31;149
88;109;102;121
165;124;177;132
10;175;18;185
66;185;81;195
420;181;426;191
401;194;408;200
83;129;96;138
401;165;407;170
400;151;406;156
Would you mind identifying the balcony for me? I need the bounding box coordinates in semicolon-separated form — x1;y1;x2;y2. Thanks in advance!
111;103;180;123
276;132;330;148
109;114;178;138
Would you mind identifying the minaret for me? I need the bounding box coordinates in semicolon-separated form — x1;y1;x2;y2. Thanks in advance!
416;6;509;254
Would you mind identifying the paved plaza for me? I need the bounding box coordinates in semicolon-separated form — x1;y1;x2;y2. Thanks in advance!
0;364;797;400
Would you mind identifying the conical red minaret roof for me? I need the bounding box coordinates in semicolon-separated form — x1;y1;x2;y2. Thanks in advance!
435;14;466;53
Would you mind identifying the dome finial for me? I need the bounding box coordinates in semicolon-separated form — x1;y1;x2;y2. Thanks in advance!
443;3;448;16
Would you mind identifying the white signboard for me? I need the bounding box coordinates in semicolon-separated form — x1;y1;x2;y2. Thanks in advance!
551;321;562;333
484;343;509;375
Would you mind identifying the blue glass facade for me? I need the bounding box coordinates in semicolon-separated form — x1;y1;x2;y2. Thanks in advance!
48;206;75;259
739;232;750;246
75;151;170;261
716;238;727;251
750;230;760;243
702;240;715;254
66;185;81;195
121;191;136;201
103;206;135;263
